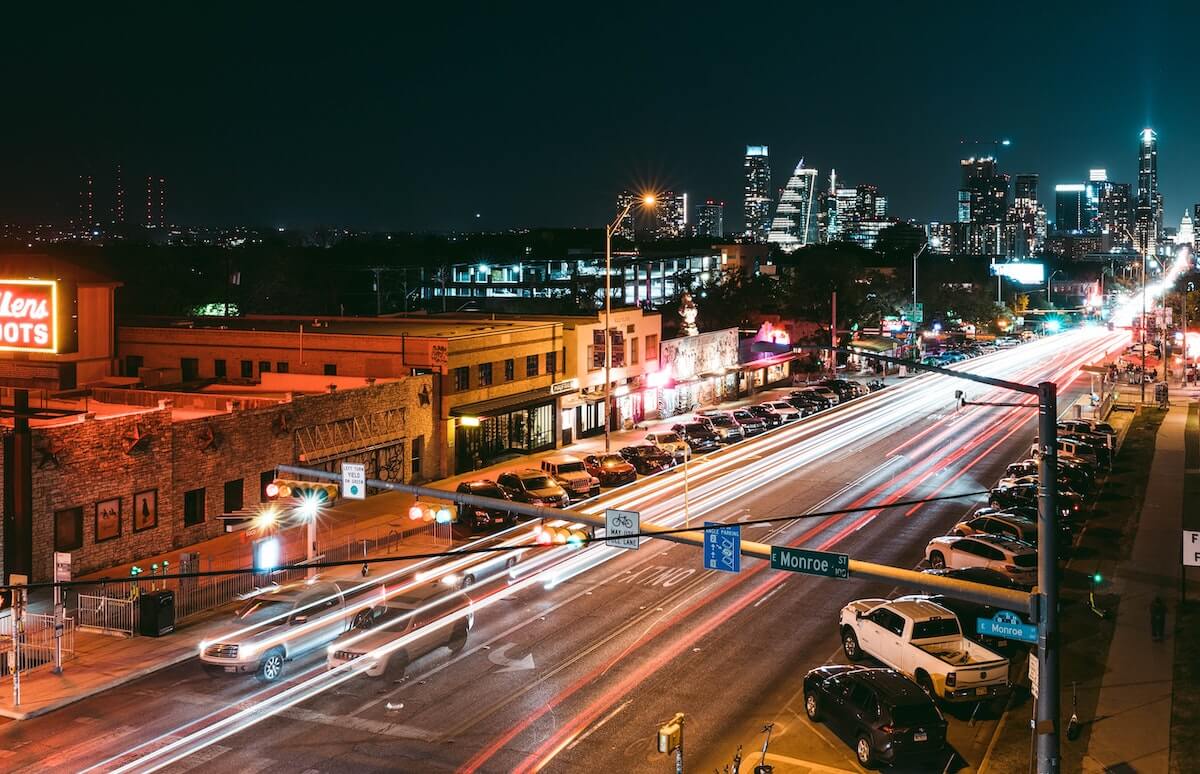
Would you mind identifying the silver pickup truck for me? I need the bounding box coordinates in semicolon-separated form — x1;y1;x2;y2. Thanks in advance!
200;579;380;682
839;596;1010;703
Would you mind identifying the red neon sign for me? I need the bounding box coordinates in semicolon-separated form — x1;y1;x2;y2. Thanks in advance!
0;280;58;353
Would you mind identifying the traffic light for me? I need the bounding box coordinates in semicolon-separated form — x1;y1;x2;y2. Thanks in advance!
1091;571;1103;585
130;565;144;577
535;524;590;548
265;479;339;503
408;501;456;523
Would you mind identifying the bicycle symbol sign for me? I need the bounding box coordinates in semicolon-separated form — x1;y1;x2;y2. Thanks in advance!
606;509;640;551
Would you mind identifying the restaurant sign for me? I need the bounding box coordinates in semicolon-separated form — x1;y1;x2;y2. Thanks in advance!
0;280;59;353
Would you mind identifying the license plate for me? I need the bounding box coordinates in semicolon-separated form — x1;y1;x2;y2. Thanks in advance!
225;666;238;673
976;686;988;696
914;731;928;742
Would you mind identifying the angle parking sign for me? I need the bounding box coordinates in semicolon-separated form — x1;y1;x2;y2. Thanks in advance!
703;522;740;573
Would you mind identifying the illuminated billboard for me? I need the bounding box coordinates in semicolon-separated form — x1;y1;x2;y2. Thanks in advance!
0;279;60;352
990;261;1045;285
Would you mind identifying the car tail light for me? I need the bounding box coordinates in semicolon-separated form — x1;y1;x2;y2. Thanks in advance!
945;672;956;687
880;724;895;733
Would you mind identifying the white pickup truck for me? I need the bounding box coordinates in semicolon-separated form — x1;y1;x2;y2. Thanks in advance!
839;596;1010;703
200;579;381;682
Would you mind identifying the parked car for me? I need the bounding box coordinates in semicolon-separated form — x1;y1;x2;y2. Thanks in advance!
540;455;601;500
327;585;472;678
924;534;1037;587
798;385;841;405
989;481;1085;518
1004;458;1095;494
454;480;516;530
919;565;1027;590
997;474;1088;503
839;597;1010;703
618;444;676;474
497;469;569;508
952;512;1071;557
819;379;867;401
695;411;745;444
670;422;722;453
994;336;1019;348
1059;420;1115;449
785;392;828;412
760;400;806;420
1056;431;1112;467
744;404;784;427
201;580;380;682
644;431;692;460
803;665;948;768
1030;436;1105;470
582;453;638;487
731;409;768;436
789;388;833;410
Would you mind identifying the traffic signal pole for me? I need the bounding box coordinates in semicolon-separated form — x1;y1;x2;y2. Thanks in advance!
1035;381;1060;774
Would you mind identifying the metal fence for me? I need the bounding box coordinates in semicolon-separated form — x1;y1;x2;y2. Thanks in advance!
76;594;138;637
0;612;76;675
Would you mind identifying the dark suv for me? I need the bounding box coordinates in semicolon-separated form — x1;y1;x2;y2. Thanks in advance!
804;665;947;768
454;480;516;529
670;422;721;453
618;444;676;474
496;470;569;508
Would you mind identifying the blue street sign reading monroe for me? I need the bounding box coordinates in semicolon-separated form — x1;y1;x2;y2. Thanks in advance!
976;610;1038;644
703;522;741;573
770;546;849;579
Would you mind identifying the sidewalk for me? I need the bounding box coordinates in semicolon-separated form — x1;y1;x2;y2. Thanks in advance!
1082;396;1191;773
0;530;446;720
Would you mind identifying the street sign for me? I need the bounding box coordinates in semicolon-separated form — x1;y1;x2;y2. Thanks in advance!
901;303;924;324
550;378;579;395
341;462;366;500
1028;652;1039;698
977;610;1038;644
770;546;849;579
53;552;72;583
703;522;740;573
1184;531;1200;567
605;508;640;550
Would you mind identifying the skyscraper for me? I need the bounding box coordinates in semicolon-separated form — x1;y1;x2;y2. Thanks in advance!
694;199;725;238
767;161;818;252
614;190;639;239
958;157;1009;254
743;145;772;242
1008;173;1041;256
145;175;167;228
1101;182;1132;239
654;191;687;239
1054;184;1086;232
78;174;95;235
113;164;126;224
1135;128;1159;251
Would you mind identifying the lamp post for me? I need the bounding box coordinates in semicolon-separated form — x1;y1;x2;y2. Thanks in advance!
1046;270;1064;308
604;194;656;452
912;240;929;313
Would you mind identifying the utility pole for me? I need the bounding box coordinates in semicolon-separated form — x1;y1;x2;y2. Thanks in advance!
830;291;837;377
657;713;685;774
1035;380;1061;773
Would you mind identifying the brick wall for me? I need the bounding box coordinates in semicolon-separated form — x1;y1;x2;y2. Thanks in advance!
0;375;434;581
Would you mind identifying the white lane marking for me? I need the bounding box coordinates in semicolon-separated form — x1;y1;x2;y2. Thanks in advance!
565;699;632;751
754;582;786;608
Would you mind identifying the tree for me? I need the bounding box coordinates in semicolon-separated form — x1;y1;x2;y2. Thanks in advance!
873;222;927;267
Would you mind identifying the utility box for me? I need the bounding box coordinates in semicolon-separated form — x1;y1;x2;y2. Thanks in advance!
138;589;175;637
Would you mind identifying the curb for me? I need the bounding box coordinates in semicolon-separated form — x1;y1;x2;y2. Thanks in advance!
0;647;199;720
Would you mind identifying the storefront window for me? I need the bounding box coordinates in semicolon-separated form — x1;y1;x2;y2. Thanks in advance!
479;362;493;386
455;400;557;472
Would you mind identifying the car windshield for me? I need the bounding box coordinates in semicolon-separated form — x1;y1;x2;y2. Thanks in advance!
521;475;556;489
912;618;961;639
683;423;708;433
471;484;503;498
769;403;790;409
1012;553;1037;568
555;462;585;473
891;703;940;727
601;455;625;466
234;597;291;626
709;416;735;427
655;433;680;443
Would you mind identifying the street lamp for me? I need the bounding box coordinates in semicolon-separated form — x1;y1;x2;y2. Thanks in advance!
1046;270;1064;308
912;240;929;313
603;193;656;452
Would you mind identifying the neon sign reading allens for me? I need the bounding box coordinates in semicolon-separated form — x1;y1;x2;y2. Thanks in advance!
0;280;58;352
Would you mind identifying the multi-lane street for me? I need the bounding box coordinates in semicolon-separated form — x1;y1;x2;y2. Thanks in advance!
0;328;1124;773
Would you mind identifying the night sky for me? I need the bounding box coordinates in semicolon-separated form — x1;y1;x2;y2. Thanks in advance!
2;2;1197;233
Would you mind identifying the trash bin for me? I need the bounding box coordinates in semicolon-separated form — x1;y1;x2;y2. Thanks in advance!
137;589;175;637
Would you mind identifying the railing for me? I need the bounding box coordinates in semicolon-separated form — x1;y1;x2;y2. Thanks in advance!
76;594;138;637
0;613;77;676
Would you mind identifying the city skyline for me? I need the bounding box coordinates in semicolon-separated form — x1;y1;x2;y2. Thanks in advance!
2;3;1199;233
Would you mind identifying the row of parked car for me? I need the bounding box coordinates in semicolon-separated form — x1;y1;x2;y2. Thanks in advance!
454;379;877;530
805;413;1119;768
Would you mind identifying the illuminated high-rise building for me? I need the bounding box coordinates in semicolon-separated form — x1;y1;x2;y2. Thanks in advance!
614;190;639;239
694;199;725;238
767;161;819;252
743;145;772;242
78;174;96;235
1007;173;1040;256
1134;128;1159;251
1100;182;1132;239
112;164;126;224
1054;184;1086;232
958;157;1009;254
145;175;167;228
654;191;687;239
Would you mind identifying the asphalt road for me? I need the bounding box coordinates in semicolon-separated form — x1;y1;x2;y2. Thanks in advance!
0;329;1124;774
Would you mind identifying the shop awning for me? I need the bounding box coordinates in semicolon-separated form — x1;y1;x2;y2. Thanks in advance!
740;353;795;371
449;387;555;418
849;336;903;353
